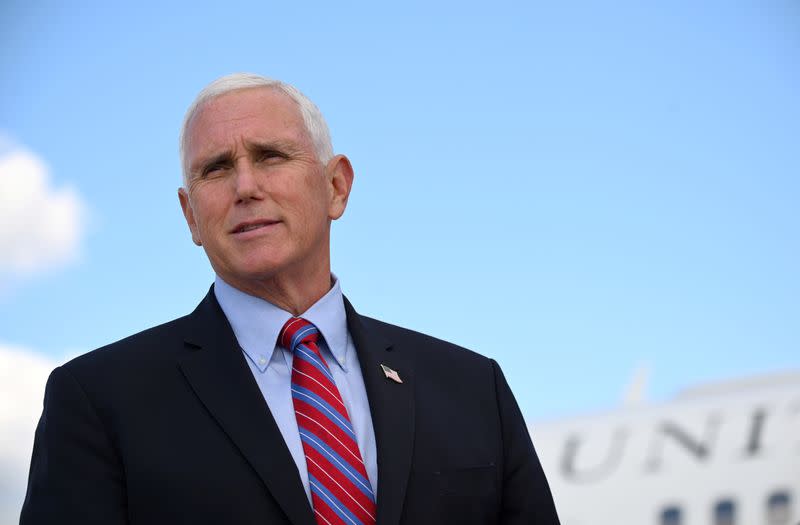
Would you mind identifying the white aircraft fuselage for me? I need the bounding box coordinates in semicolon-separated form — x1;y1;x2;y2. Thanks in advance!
531;372;800;525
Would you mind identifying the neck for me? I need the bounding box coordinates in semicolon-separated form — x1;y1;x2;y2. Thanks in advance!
221;264;333;316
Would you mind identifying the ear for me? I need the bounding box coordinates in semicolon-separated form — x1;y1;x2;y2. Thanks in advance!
326;154;354;221
178;187;203;246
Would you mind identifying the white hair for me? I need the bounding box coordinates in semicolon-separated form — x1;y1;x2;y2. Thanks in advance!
179;73;334;185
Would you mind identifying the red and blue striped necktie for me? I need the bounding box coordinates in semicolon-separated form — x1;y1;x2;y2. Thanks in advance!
280;317;377;525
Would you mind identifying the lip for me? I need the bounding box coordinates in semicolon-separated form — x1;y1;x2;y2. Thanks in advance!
230;219;281;237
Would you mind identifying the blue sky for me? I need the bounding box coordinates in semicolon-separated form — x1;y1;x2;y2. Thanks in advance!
1;0;798;424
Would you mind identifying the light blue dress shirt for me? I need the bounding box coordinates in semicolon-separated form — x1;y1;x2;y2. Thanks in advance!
214;275;379;504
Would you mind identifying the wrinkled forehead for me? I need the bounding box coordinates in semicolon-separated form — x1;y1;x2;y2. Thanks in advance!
188;87;303;133
185;87;310;155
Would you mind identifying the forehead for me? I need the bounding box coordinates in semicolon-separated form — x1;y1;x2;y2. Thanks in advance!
185;87;309;159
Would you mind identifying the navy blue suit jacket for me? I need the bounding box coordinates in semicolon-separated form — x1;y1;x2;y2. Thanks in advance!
21;288;560;524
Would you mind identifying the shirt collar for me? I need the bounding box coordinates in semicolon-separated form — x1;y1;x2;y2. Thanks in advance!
213;274;349;372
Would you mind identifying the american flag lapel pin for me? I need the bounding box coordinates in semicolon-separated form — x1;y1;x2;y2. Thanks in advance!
380;364;403;384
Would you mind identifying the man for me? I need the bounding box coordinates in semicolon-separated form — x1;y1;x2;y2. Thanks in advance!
21;73;560;525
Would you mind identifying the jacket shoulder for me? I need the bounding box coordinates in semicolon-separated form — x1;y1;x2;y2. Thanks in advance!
62;314;192;377
360;315;492;368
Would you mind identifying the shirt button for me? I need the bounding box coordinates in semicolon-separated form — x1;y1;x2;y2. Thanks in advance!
259;356;267;365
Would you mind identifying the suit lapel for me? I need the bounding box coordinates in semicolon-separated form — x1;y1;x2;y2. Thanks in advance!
178;289;316;525
345;298;415;525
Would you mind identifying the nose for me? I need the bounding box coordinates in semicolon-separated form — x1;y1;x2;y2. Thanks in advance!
233;159;264;203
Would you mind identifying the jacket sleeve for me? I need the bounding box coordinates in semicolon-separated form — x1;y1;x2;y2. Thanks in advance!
20;365;128;524
491;359;560;525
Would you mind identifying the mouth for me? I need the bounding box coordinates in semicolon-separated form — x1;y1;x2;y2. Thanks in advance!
231;219;280;234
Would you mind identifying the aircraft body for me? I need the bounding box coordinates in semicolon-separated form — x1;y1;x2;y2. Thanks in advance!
532;372;800;525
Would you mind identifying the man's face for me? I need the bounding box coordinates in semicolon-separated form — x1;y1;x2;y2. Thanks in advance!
179;87;351;294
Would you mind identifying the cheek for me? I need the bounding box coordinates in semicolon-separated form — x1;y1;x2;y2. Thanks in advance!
278;184;325;225
298;193;331;235
301;179;332;216
192;197;227;238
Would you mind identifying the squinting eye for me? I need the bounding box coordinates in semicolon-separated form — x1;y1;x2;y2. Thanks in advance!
258;150;285;162
203;164;225;176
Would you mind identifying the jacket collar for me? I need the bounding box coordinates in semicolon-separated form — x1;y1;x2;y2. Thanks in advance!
179;287;316;525
344;297;415;525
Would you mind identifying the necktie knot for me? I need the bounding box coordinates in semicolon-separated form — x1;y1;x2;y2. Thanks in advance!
279;317;320;352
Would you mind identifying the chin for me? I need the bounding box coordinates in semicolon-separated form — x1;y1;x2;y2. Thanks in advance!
234;248;290;273
234;262;286;281
211;256;284;284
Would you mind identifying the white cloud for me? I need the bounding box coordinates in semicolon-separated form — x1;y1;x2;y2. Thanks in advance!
0;147;86;276
0;344;59;524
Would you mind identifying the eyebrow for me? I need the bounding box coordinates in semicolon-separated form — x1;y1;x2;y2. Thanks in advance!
244;139;299;156
189;139;300;177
